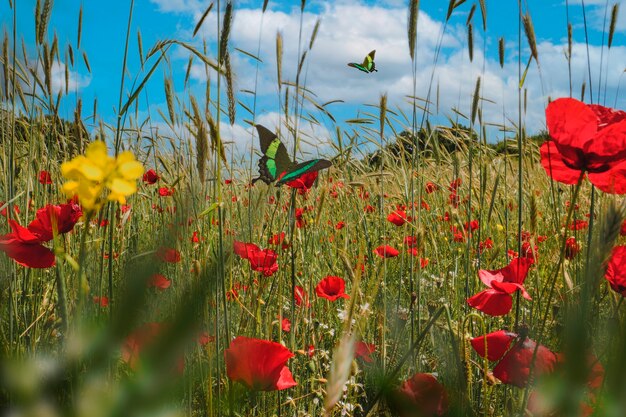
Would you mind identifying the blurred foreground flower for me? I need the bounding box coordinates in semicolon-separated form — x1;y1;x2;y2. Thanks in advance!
225;336;297;391
61;141;144;211
391;373;448;417
0;202;82;268
471;330;558;387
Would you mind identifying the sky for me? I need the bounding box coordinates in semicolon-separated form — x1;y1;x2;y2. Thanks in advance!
1;0;625;160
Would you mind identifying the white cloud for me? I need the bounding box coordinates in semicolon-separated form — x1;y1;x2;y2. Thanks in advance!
150;0;626;148
50;61;92;95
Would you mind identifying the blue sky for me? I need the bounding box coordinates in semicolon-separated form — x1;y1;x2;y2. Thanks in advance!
1;0;625;157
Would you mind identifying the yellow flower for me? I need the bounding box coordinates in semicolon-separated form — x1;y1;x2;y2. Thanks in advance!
496;224;505;232
61;141;144;211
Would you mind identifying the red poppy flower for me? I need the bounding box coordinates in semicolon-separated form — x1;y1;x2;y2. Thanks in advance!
605;245;626;297
0;202;19;218
27;203;82;242
121;322;164;370
38;170;52;185
404;236;418;247
565;237;581;260
234;241;260;260
364;204;375;213
281;318;291;332
294;285;310;307
158;187;174;196
143;169;160;184
541;98;626;193
425;182;439;194
93;296;109;307
464;219;479;231
315;276;349;301
478;238;494;253
471;330;558;387
198;332;215;346
268;232;286;246
248;248;279;276
392;373;449;417
286;171;318;190
387;209;408;226
374;245;400;258
568;219;589;230
0;220;55;268
149;273;171;290
355;341;376;363
295;207;307;228
467;257;532;316
234;241;279;276
156;247;181;263
335;221;345;230
224;336;297;391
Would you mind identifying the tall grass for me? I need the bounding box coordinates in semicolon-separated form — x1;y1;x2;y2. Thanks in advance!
2;1;626;416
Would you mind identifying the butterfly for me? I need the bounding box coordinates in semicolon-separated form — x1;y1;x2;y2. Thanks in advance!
347;50;377;73
252;124;332;186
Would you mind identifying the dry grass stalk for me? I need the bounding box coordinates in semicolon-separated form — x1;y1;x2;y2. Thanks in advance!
193;2;214;37
137;31;144;67
38;0;53;45
467;23;474;62
309;18;321;50
379;93;387;142
466;4;476;25
184;55;194;86
2;33;8;100
219;1;233;64
164;76;176;126
608;4;619;48
522;13;539;64
77;5;83;49
67;44;74;66
408;0;420;60
276;31;283;89
478;0;487;30
323;331;357;416
224;50;236;125
35;0;42;45
82;51;91;73
471;77;480;125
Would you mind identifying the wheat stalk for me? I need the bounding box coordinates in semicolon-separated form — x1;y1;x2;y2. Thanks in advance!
608;3;619;49
38;0;53;45
522;13;539;64
193;2;214;37
408;0;420;60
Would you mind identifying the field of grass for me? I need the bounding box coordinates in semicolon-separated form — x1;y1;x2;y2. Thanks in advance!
2;1;626;416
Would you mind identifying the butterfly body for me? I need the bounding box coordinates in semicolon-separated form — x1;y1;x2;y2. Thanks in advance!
252;124;331;186
348;50;377;73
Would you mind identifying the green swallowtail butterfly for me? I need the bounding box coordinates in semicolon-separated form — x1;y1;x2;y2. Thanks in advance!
348;50;377;73
252;124;331;186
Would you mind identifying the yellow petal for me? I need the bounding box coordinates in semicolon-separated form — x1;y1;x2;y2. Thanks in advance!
79;161;105;182
118;160;144;180
109;177;136;197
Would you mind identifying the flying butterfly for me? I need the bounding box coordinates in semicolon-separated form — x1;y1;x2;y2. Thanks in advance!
347;50;377;73
252;124;332;186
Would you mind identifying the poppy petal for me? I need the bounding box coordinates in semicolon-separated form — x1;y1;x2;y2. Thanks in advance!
467;289;513;316
540;142;584;185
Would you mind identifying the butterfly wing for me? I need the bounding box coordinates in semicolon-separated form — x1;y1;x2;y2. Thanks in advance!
253;124;294;184
276;159;332;186
363;50;376;72
348;62;369;73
